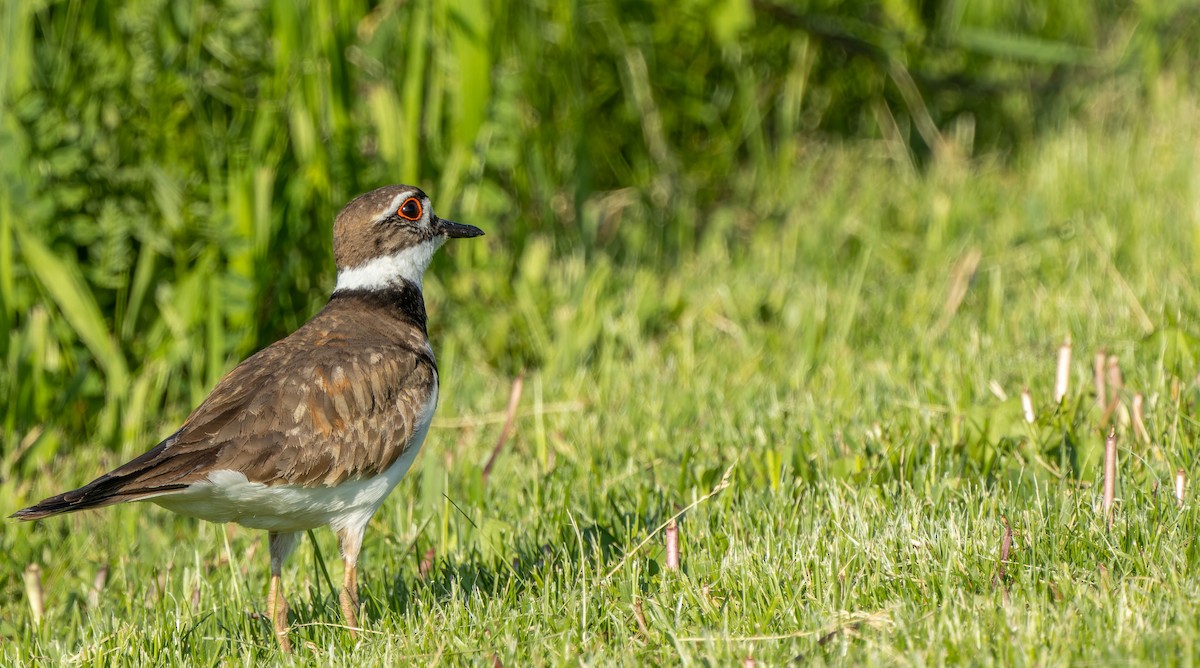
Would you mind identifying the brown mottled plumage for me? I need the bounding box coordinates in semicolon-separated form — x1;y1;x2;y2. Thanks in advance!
18;291;436;510
11;185;484;652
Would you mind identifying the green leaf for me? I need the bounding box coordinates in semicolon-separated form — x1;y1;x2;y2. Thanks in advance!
16;229;129;389
956;28;1094;65
710;0;754;46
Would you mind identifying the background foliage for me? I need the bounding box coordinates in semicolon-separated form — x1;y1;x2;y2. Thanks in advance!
1;0;1197;454
4;0;1200;664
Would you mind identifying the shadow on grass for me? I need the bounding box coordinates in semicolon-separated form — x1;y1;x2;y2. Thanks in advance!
369;503;675;621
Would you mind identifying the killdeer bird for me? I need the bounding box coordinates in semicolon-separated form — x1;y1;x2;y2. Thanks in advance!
11;185;483;652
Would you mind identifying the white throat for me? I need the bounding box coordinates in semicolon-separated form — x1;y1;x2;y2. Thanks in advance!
334;239;444;292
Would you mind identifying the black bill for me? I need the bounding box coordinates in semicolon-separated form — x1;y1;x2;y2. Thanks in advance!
436;218;485;238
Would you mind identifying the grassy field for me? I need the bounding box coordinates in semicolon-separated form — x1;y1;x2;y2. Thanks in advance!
5;1;1200;666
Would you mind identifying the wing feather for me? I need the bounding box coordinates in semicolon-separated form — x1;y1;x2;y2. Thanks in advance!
11;306;437;520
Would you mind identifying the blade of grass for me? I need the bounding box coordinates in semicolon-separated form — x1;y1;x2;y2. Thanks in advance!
16;229;128;389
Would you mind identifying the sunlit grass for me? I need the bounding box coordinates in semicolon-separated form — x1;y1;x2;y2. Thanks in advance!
4;89;1200;663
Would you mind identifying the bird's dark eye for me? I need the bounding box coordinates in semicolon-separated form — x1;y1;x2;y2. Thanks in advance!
397;197;423;221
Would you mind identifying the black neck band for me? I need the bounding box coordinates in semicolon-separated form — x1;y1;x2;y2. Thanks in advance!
332;281;427;334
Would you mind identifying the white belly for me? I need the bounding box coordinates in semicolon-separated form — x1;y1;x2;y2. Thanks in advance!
152;383;437;534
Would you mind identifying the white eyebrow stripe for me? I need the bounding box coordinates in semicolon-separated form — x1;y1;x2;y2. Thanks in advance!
388;192;411;214
333;238;444;292
378;193;431;224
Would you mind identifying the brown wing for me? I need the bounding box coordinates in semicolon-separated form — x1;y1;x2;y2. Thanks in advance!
150;328;435;487
11;306;436;520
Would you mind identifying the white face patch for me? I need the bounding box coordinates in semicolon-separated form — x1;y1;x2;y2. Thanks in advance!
334;237;446;292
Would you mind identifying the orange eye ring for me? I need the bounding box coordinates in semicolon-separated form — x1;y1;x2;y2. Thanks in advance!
397;197;423;221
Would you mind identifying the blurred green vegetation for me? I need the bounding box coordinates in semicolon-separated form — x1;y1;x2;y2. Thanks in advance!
2;0;1196;461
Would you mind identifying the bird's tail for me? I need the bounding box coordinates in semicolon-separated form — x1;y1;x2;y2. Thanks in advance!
10;440;187;521
9;485;112;520
10;477;181;520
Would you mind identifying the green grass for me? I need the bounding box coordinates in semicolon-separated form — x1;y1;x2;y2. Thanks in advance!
5;88;1200;664
6;0;1200;665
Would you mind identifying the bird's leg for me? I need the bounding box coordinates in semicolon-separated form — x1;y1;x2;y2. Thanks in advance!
268;531;300;653
267;571;290;653
337;526;365;637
